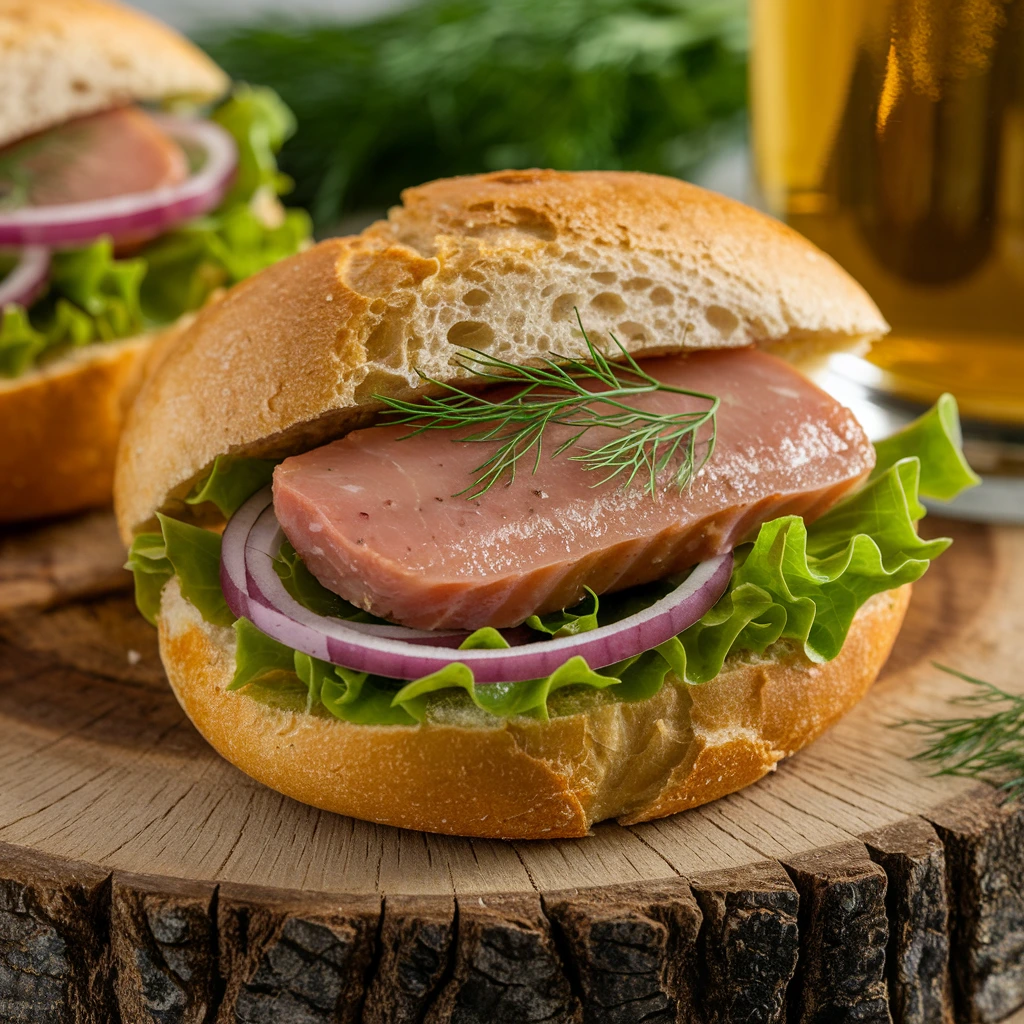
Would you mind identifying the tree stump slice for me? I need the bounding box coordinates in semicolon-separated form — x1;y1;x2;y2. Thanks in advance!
0;515;1022;1023
783;841;891;1024
864;817;954;1024
689;861;799;1024
544;881;702;1023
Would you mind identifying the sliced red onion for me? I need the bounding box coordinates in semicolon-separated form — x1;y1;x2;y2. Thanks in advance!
0;246;50;308
220;487;733;683
219;486;268;624
0;116;237;247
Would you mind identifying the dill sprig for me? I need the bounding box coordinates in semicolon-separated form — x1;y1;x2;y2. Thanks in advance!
377;314;719;500
898;663;1024;801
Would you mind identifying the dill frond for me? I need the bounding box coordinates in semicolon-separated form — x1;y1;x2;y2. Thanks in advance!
898;663;1024;801
377;313;718;500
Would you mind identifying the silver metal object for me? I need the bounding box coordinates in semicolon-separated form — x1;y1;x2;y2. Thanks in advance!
820;355;1024;525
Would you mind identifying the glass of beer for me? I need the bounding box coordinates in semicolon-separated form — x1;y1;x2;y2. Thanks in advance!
751;0;1024;520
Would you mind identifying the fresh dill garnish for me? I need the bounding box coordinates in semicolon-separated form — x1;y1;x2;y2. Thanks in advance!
377;313;719;500
898;663;1024;801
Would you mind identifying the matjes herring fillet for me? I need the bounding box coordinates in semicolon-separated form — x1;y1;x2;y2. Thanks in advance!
3;106;187;207
273;348;874;630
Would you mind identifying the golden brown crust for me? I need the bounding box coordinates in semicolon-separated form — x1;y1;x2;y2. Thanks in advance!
0;337;155;522
116;170;889;542
157;579;910;840
620;584;912;823
0;0;228;147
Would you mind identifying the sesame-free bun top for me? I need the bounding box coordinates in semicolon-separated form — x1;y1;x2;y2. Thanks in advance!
0;0;228;148
115;169;889;542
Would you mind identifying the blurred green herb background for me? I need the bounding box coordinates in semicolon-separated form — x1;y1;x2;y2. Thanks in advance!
197;0;748;232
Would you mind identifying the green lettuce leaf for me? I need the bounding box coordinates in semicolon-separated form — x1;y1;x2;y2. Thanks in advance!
676;470;942;683
871;393;979;500
210;84;297;207
230;619;416;722
392;655;622;723
459;627;510;649
129;395;978;726
0;240;145;375
229;617;296;690
138;201;311;323
137;86;312;323
525;588;600;636
313;661;416;726
124;532;174;627
674;396;977;683
610;643;687;703
0;306;46;377
274;539;382;622
0;86;311;378
186;454;279;517
154;514;234;626
124;515;231;627
49;241;146;337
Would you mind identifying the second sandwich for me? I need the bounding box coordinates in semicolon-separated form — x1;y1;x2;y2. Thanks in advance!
0;0;310;521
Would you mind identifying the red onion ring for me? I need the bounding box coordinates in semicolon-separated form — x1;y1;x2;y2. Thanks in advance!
0;116;237;247
219;486;268;625
220;487;733;683
0;246;50;308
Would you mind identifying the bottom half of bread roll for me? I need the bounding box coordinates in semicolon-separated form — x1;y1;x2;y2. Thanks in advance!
155;576;910;840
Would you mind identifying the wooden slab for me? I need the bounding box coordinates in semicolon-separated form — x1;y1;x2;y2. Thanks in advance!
0;509;129;614
0;516;1022;1022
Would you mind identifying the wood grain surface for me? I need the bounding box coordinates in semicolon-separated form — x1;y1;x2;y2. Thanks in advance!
0;512;1022;1023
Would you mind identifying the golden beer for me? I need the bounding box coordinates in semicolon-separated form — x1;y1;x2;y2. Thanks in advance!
752;0;1024;426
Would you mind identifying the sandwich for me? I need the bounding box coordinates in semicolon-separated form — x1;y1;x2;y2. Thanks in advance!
117;170;978;839
0;0;310;522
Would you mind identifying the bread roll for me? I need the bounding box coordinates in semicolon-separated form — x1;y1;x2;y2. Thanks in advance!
115;170;903;840
0;337;148;521
0;321;187;523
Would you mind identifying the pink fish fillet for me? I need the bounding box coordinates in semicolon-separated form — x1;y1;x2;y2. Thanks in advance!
272;348;874;630
4;106;188;207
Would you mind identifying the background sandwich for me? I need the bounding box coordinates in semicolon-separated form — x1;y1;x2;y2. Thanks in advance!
117;170;978;839
0;0;310;522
